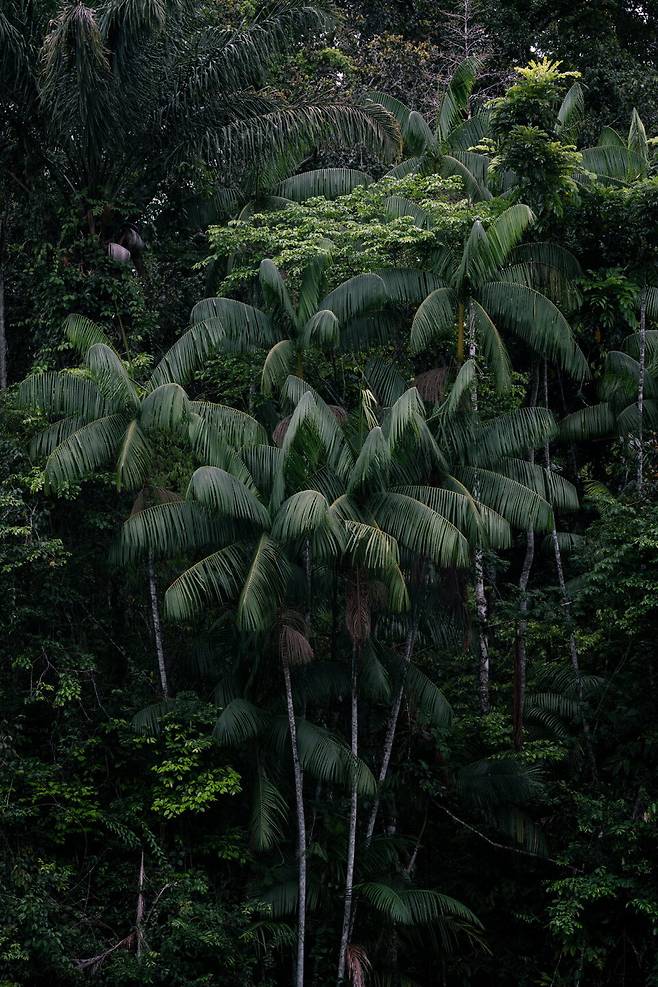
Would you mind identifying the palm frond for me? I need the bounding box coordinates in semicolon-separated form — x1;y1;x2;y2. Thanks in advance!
405;663;452;727
214;698;270;746
140;383;190;432
43;413;131;491
18;371;112;421
384;196;434;229
478;282;590;380
165;545;247;621
560;403;615;441
116;418;151;490
188;466;269;528
250;766;288;851
64;313;113;353
372;493;470;567
295;719;376;795
238;535;291;633
113;501;224;564
410;287;457;354
455;466;554;531
436;56;479;143
277;167;371;201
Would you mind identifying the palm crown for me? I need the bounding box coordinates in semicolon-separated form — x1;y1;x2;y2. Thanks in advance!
367;57;492;201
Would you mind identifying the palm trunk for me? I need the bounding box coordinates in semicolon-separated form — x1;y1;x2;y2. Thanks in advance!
456;301;466;363
283;658;307;987
474;548;490;713
135;851;146;958
147;551;168;699
514;530;534;749
542;362;596;778
365;617;418;846
347;617;418;949
0;216;7;390
467;301;490;713
337;645;359;985
514;370;539;748
637;288;647;495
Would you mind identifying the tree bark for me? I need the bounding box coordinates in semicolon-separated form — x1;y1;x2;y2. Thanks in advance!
467;300;490;713
337;645;359;985
514;529;534;749
365;617;418;846
637;288;647;496
0;216;7;390
147;551;168;699
514;369;539;748
135;851;145;958
283;658;307;987
542;362;596;778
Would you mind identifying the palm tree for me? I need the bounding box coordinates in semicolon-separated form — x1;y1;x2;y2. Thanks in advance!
561;298;658;494
189;251;387;394
580;109;657;183
115;375;479;982
17;313;264;695
0;0;398;237
408;203;588;383
366;57;491;200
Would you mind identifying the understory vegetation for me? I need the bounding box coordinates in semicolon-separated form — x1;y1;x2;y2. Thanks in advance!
1;2;658;985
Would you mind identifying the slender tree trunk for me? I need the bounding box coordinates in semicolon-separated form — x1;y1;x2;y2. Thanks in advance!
542;362;596;779
0;216;7;390
467;301;490;713
337;645;359;985
514;369;539;748
147;551;168;699
283;658;307;987
346;617;419;948
135;851;145;958
365;617;418;846
514;530;534;749
637;288;647;495
456;301;466;362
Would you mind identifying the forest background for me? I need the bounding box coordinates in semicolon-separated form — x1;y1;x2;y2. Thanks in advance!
2;2;658;985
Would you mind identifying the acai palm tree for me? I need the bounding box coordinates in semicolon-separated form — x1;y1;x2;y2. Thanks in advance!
17;313;265;696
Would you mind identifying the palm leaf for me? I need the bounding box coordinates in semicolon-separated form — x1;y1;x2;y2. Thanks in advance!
165;545;248;621
64;313;113;353
140;382;190;432
43;413;131;491
405;663;452;727
238;534;291;633
384;195;433;229
455;466;554;531
250;767;288;851
277;167;371;201
371;493;470;567
478;282;590;380
114;501;224;564
410;287;457;354
116;418;151;490
187;466;270;528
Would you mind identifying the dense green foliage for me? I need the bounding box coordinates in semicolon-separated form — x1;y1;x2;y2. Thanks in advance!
2;4;658;986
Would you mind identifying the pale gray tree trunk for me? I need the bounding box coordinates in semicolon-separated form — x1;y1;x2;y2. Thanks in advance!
637;289;647;495
147;551;168;699
0;216;7;390
347;617;419;949
135;851;146;958
337;645;359;985
283;658;307;987
542;362;596;777
365;618;418;846
514;369;539;747
515;529;534;749
467;302;490;712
